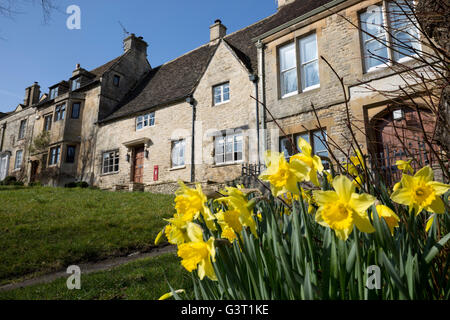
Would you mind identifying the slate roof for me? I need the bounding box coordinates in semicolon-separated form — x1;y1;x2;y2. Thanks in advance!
100;0;337;123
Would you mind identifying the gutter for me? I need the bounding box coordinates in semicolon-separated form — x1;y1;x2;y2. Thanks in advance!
252;0;349;43
186;96;196;183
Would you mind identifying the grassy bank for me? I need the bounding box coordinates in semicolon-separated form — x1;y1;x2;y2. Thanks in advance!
0;186;174;284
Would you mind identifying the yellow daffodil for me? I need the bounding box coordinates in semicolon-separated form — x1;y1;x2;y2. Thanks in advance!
375;205;400;235
313;175;376;241
164;214;203;245
391;166;449;215
215;209;242;242
396;159;414;174
324;171;333;184
216;186;257;237
259;151;310;197
175;181;216;230
290;137;324;186
353;175;364;188
158;289;185;300
177;224;217;281
154;226;165;245
425;214;436;232
345;150;366;177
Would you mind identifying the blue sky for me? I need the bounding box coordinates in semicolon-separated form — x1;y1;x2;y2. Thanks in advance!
0;0;278;113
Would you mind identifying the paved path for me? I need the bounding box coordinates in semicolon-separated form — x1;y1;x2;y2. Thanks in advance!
0;244;176;292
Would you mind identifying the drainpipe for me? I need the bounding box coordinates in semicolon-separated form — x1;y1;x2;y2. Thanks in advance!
0;123;6;152
256;40;267;153
249;74;260;166
186;96;196;182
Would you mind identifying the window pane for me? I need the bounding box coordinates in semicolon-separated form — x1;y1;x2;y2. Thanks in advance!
364;38;388;70
301;61;320;89
392;30;419;61
72;103;80;119
299;34;317;63
281;69;298;96
360;6;385;40
223;91;230;102
279;43;296;71
280;137;293;159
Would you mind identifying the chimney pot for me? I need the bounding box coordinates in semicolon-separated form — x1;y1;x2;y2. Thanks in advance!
76;63;80;69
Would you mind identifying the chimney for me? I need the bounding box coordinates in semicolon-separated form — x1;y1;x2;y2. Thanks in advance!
72;63;88;78
123;33;148;56
24;82;40;107
210;19;227;42
278;0;295;9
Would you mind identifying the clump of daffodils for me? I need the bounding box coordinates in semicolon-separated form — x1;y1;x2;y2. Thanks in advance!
156;138;449;300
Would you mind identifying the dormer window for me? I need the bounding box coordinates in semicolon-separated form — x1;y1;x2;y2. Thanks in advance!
113;75;121;87
72;77;81;91
49;87;59;100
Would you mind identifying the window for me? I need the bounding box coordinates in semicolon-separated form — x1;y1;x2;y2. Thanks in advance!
299;33;320;91
102;150;119;174
72;77;81;91
54;104;66;121
213;82;230;105
44;114;52;131
136;112;155;130
49;87;58;100
279;43;298;97
215;132;243;165
280;130;329;169
279;33;320;97
66;146;76;163
171;140;185;168
49;146;61;165
113;75;120;87
42;153;48;169
360;1;420;72
14;150;23;170
18;119;27;140
71;103;81;119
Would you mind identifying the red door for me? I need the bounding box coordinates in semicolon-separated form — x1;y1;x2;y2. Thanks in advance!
133;147;145;184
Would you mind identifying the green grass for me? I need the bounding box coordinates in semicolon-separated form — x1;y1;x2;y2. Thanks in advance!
0;186;175;284
0;253;192;300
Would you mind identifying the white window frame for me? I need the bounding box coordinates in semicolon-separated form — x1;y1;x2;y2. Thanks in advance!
102;150;120;174
49;87;58;100
72;77;81;91
360;0;421;73
299;33;320;92
214;132;244;165
136;112;155;131
49;146;61;166
14;150;23;170
279;42;298;98
54;104;66;122
213;82;230;106
171;139;186;168
0;154;10;181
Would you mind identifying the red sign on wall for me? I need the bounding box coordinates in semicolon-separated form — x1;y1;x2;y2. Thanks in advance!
153;165;159;181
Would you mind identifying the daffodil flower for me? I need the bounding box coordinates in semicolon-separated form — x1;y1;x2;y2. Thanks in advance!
216;186;258;237
396;159;414;174
374;205;400;235
259;151;310;197
313;175;376;241
175;181;216;230
164;216;203;245
158;289;185;300
425;214;436;232
391;166;449;215
290;137;324;186
215;209;242;242
177;223;217;281
154;226;166;245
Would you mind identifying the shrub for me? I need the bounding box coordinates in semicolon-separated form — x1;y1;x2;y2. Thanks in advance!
2;176;17;186
76;181;89;188
64;182;77;188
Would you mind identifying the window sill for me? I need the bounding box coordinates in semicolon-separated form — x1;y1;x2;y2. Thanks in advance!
281;91;298;99
136;125;155;132
213;100;230;107
169;165;186;171
302;84;320;92
213;161;243;168
100;171;119;177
